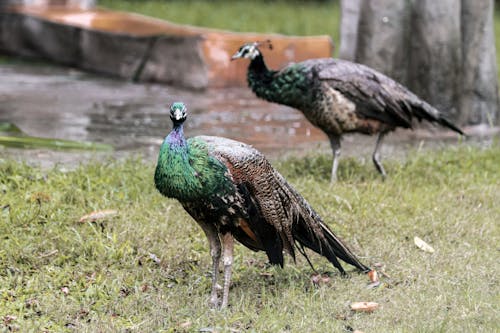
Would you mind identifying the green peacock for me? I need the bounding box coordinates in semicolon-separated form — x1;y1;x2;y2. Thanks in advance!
231;41;465;182
154;102;371;308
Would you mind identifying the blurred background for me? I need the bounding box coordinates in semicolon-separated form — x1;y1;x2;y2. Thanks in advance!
0;0;498;166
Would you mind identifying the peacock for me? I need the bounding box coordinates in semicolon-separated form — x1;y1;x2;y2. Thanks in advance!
154;102;371;308
231;41;465;182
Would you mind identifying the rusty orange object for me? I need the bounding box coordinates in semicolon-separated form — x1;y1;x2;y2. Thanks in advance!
6;5;333;88
350;301;379;313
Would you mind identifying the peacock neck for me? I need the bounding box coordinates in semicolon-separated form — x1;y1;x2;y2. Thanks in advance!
155;123;193;200
247;54;314;110
155;125;232;202
248;54;271;76
247;54;275;97
167;123;187;148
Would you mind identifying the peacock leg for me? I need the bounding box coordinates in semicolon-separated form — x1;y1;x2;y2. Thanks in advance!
197;221;221;308
329;135;341;183
220;232;234;309
372;132;387;178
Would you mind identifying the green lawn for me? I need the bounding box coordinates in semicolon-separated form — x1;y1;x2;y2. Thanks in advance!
1;2;499;331
99;0;341;54
1;145;499;331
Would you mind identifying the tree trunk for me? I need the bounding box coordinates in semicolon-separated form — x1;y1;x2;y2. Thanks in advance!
356;0;411;84
460;0;499;125
339;0;362;62
339;0;499;126
409;0;462;122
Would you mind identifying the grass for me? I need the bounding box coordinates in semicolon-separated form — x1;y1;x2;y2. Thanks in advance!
98;0;341;54
1;2;499;330
1;144;499;332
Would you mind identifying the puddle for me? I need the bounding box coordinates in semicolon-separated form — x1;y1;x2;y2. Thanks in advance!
0;61;494;168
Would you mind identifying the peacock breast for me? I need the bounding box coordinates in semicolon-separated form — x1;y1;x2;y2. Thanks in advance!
308;84;384;135
155;138;232;202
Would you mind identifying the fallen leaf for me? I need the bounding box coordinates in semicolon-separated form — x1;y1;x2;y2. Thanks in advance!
350;301;379;313
61;286;69;295
179;321;192;329
79;209;118;223
148;252;161;264
414;236;435;253
38;249;59;258
3;315;17;325
199;327;220;333
311;273;331;286
259;272;273;278
368;270;378;283
367;280;381;289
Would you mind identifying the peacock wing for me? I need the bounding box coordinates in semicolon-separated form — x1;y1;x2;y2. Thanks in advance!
197;136;297;259
313;58;418;128
195;136;370;273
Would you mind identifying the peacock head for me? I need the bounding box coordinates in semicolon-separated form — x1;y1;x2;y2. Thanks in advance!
231;41;272;61
170;102;187;125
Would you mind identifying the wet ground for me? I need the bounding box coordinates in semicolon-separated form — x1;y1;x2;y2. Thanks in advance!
0;61;497;168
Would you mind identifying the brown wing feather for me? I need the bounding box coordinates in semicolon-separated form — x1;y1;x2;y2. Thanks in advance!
200;135;296;258
315;59;464;134
199;135;370;273
308;59;416;128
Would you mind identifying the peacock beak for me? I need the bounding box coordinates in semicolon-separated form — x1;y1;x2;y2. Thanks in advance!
231;51;242;61
172;109;184;121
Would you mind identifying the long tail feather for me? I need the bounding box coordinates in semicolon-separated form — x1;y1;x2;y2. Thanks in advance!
293;214;370;274
317;220;371;272
412;101;465;135
435;116;465;135
274;172;370;274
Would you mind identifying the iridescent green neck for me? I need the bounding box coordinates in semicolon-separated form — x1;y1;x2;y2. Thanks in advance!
154;124;232;202
247;56;313;109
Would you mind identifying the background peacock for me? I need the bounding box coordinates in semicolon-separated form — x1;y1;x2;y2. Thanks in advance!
154;102;371;308
231;42;465;183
